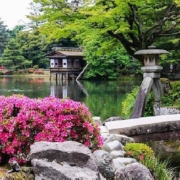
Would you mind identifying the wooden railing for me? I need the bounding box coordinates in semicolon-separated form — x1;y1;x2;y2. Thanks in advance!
50;67;81;73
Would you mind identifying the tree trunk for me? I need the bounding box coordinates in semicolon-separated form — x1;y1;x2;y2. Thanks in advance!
76;63;89;81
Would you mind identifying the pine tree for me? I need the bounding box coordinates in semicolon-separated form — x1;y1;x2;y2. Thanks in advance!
0;19;9;56
3;38;27;69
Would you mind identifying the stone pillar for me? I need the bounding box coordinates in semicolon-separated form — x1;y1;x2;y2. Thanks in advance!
131;77;153;119
131;66;164;118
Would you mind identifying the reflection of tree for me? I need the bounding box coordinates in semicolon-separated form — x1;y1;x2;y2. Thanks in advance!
76;80;88;97
83;80;141;121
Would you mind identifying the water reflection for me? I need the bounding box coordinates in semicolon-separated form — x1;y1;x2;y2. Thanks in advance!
0;76;141;120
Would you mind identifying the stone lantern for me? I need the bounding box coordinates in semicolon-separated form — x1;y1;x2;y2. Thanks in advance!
134;45;169;78
131;46;169;118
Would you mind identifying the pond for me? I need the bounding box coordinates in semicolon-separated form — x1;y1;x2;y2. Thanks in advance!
1;76;180;176
0;76;141;120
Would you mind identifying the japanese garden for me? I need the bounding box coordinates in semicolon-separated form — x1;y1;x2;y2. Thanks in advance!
1;0;180;179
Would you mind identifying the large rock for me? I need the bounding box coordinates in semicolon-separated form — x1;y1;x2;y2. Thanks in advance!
115;162;154;180
102;140;124;152
93;150;115;180
104;134;134;145
31;159;102;180
103;116;124;125
30;141;98;171
110;150;125;158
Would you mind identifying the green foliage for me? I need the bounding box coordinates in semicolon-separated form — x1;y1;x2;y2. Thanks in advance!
2;38;28;69
16;30;49;68
8;25;25;39
162;81;180;107
124;143;174;180
144;92;154;117
30;0;180;58
124;143;155;161
142;156;174;180
33;65;39;69
0;19;9;56
121;85;154;118
83;34;141;79
121;86;139;118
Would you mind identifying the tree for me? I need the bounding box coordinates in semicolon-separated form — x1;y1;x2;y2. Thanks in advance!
2;38;29;69
83;34;141;79
30;0;180;57
8;25;25;39
16;30;49;68
0;19;9;56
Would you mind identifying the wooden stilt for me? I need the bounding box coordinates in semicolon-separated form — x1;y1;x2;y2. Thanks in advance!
50;73;52;81
66;73;68;80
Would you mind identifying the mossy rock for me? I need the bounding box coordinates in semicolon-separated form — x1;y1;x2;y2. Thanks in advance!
0;168;7;179
160;78;169;84
0;167;34;180
6;171;34;180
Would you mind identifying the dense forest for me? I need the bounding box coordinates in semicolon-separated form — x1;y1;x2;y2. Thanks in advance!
1;0;180;79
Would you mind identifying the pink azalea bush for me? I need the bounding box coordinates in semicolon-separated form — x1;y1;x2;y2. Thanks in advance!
0;95;103;164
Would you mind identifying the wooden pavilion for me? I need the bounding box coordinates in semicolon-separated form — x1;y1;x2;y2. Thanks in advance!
46;47;86;80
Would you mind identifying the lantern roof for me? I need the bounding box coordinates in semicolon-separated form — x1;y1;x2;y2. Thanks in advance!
134;45;169;55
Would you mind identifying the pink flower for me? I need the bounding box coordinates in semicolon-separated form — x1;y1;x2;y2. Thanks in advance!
84;141;90;147
0;95;103;164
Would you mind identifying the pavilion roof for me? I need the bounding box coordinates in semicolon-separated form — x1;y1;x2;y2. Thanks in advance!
46;47;83;58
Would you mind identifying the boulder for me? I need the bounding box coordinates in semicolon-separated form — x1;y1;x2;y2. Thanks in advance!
30;141;98;171
93;150;115;180
102;140;124;152
31;159;102;180
115;162;154;180
110;150;125;158
103;116;124;125
113;157;137;165
104;134;135;145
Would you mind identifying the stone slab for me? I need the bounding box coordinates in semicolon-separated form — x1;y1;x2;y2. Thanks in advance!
105;114;180;136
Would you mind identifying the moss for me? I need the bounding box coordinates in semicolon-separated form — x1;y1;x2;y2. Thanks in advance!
160;78;170;84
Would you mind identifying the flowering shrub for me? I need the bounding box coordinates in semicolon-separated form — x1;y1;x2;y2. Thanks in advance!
0;95;103;164
34;69;44;74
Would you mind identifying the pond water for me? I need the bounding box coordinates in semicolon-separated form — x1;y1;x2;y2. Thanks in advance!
0;76;141;120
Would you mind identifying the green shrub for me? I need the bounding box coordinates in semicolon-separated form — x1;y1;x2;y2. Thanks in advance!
33;65;39;69
124;143;155;161
124;143;174;180
162;81;180;107
121;86;139;118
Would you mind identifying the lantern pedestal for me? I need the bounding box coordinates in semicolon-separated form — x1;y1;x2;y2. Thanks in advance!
131;46;169;118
